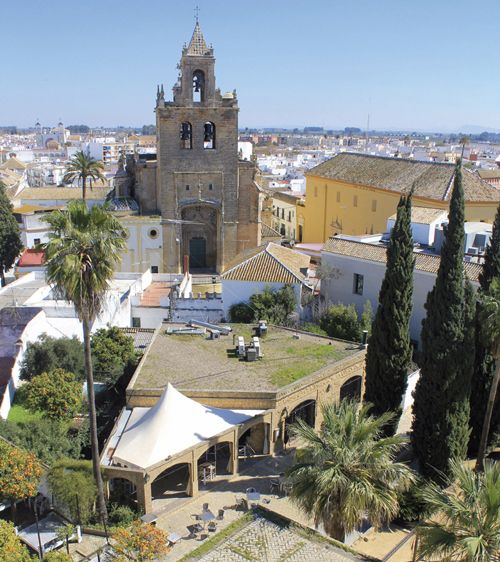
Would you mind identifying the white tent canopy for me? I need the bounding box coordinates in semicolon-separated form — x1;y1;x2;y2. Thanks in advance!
111;383;262;470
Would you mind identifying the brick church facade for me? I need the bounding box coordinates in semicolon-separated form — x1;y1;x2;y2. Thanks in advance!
132;22;262;273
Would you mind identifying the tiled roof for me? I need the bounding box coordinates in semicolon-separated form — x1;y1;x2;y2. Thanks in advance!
120;328;156;352
478;169;500;179
186;22;210;56
308;153;500;202
261;222;282;239
388;206;447;224
0;157;27;171
18;249;45;267
323;237;482;282
222;242;310;284
17;186;111;200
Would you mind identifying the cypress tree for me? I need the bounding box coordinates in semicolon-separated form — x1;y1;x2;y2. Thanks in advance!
364;193;415;434
0;181;23;287
468;204;500;455
411;162;473;482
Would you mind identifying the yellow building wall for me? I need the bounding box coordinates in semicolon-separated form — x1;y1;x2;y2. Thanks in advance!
302;174;499;243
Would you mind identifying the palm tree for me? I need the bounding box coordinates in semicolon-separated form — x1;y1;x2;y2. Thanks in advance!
43;201;127;522
286;400;415;541
476;278;500;471
63;150;106;201
416;459;499;561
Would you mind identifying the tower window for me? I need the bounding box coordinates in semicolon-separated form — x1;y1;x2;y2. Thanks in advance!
208;183;213;190
193;70;205;102
204;122;216;149
186;185;190;191
180;122;192;149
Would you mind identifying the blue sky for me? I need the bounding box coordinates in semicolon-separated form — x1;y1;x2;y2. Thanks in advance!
2;0;498;132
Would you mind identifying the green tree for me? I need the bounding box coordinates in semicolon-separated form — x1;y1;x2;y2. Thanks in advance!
20;334;85;382
287;401;415;541
48;459;98;524
24;368;82;420
416;460;499;562
0;418;88;464
111;521;170;561
0;439;43;524
411;162;474;482
469;205;500;456
43;201;127;522
0;519;33;561
475;279;500;471
91;327;138;386
63;150;106;201
228;302;254;323
319;303;361;341
364;194;414;434
0;181;23;287
230;285;297;325
55;524;76;555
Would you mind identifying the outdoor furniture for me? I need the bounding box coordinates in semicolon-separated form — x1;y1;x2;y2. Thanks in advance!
269;479;280;496
140;513;158;526
199;533;208;541
202;502;209;512
167;531;182;545
199;462;216;483
246;487;257;494
207;521;217;532
246;488;261;504
199;509;216;529
217;509;224;520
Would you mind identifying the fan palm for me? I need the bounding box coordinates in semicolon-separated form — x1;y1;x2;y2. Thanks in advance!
287;400;415;541
42;201;127;522
476;278;500;471
416;459;499;561
63;150;106;201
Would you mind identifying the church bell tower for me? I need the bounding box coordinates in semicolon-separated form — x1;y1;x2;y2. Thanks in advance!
155;20;240;273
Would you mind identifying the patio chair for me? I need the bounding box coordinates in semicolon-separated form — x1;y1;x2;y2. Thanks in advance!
217;509;224;520
202;502;209;512
245;487;257;494
207;521;217;532
269;479;280;496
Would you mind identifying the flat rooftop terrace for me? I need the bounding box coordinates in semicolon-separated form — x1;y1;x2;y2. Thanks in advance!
131;324;359;392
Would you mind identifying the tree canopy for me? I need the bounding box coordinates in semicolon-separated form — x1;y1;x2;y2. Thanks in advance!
287;401;414;541
63;150;106;200
364;194;414;434
416;460;499;562
20;334;85;382
0;520;32;562
0;181;23;287
229;285;297;325
111;521;170;561
319;301;372;342
91;326;138;386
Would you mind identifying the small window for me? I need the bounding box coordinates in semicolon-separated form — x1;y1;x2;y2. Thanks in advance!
203;122;216;149
186;185;190;191
149;229;158;239
353;273;364;295
33;238;41;245
336;192;341;203
353;195;358;207
151;265;159;274
281;209;285;219
132;317;141;328
288;211;292;222
180;122;192;149
372;200;377;212
208;183;213;191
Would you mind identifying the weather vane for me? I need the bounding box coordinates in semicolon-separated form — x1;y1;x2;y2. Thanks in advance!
194;5;200;23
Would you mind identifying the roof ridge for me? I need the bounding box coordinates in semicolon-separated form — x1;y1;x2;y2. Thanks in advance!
336;151;456;168
266;243;306;284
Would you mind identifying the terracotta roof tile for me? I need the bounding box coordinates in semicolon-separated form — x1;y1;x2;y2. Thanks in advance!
308;153;500;202
388;206;447;224
222;242;310;284
323;237;482;281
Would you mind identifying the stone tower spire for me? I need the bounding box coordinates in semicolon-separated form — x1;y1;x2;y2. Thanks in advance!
186;21;210;56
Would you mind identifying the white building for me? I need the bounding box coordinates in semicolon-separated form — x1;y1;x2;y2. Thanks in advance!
220;242;312;321
320;237;482;346
0;270;150;419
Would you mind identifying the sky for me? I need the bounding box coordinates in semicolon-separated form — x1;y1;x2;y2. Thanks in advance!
1;0;499;132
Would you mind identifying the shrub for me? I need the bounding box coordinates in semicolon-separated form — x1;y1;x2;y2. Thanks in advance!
320;303;362;341
229;302;254;323
91;327;139;386
108;504;139;527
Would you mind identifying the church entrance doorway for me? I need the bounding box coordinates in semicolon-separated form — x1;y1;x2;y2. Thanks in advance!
189;237;206;269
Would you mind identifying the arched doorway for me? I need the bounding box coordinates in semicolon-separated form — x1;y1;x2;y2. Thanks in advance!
238;423;270;457
340;375;362;402
197;442;233;485
108;477;137;508
284;400;316;447
181;205;218;272
151;463;191;501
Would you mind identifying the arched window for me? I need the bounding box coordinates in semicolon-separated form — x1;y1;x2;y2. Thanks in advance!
180;122;192;149
193;70;205;102
204;122;216;149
